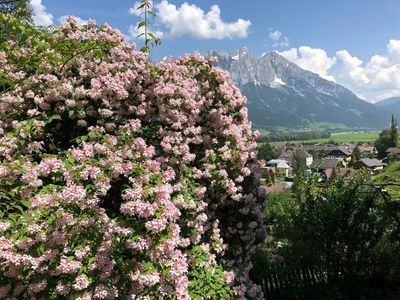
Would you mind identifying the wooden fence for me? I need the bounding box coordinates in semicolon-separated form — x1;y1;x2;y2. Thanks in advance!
258;262;399;300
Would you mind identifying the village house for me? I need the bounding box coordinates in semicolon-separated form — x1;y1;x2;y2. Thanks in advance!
278;149;294;165
355;158;385;170
278;148;313;167
328;146;353;161
358;144;377;157
306;152;314;167
303;144;336;158
386;147;400;160
265;159;292;177
354;158;386;173
311;158;342;181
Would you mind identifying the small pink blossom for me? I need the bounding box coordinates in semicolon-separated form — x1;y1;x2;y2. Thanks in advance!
73;274;90;290
0;222;10;233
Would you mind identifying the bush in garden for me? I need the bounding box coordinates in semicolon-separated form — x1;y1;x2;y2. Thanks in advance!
252;173;400;299
0;15;265;299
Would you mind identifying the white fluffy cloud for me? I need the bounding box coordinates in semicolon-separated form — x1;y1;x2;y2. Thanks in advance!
278;46;336;81
388;39;400;64
277;40;400;102
58;16;88;25
334;40;400;101
334;50;369;87
268;30;289;48
153;1;251;39
29;0;53;26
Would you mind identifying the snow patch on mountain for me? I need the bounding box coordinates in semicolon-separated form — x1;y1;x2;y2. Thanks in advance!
270;76;286;88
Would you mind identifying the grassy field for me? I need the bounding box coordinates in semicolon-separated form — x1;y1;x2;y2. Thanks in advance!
306;122;352;132
256;122;353;134
373;161;400;198
269;131;379;145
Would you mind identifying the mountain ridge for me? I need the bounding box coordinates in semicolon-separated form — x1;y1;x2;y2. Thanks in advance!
376;97;400;107
375;96;400;119
206;48;390;129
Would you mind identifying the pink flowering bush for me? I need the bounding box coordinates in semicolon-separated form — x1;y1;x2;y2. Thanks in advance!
0;15;265;299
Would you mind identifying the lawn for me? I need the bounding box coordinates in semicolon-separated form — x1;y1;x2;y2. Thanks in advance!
270;131;379;145
372;161;400;198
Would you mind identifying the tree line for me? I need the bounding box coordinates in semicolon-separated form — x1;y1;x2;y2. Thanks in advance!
257;131;331;143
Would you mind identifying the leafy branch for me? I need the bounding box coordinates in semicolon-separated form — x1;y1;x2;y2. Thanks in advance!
136;0;161;53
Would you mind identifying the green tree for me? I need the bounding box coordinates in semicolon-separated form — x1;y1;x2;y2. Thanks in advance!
353;145;361;161
375;129;393;159
257;142;278;161
375;115;399;159
349;146;361;166
292;149;307;176
263;190;296;228
0;0;31;21
266;169;276;185
390;114;398;147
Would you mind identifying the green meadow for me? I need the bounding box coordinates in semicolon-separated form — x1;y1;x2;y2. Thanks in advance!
269;131;379;145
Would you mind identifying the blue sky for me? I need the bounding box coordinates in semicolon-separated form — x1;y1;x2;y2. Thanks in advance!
30;0;400;102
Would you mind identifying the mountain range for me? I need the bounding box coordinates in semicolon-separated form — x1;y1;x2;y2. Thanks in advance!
206;48;391;130
375;97;400;119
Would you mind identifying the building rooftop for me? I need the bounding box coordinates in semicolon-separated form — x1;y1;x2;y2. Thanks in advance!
358;145;375;152
329;146;353;156
386;147;400;154
266;159;292;169
311;158;341;169
357;158;385;168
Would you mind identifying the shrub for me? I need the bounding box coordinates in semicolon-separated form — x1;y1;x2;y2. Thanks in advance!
0;15;265;299
252;172;400;298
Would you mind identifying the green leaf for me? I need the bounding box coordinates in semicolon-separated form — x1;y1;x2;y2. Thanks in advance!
144;262;155;272
88;257;96;265
14;205;25;214
140;45;150;53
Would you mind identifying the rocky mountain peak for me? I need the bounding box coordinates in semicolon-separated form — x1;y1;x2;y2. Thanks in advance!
204;48;389;129
209;49;356;98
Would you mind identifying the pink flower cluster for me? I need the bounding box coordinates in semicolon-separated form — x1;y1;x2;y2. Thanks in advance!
0;16;265;299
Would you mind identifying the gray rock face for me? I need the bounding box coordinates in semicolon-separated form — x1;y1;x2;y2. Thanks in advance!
206;48;347;97
205;48;389;129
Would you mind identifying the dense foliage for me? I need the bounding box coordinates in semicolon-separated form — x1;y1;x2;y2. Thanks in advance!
375;129;394;159
291;149;307;176
252;173;400;299
256;143;278;162
0;0;30;22
375;115;399;159
390;114;398;148
0;15;266;299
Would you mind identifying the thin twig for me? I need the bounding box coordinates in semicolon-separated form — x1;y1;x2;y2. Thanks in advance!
59;47;102;73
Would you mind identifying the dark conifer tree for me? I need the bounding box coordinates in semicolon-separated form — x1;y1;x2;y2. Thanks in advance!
390;114;398;147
